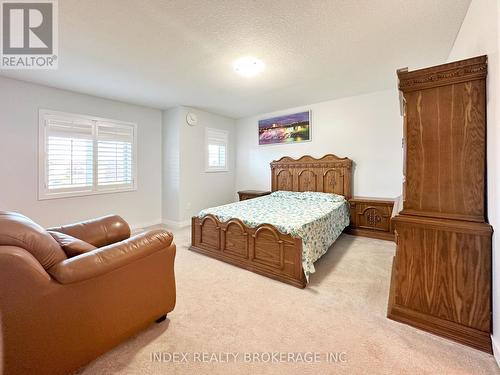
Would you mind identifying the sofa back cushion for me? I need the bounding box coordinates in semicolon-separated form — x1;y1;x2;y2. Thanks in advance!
0;211;67;269
47;215;130;248
48;231;97;258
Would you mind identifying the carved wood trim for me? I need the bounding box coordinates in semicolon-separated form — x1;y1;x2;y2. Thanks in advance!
252;225;285;270
270;154;353;198
191;216;306;288
297;169;317;192
270;154;351;165
221;219;249;259
359;206;386;228
398;55;487;92
222;218;247;232
346;197;394;239
199;214;220;249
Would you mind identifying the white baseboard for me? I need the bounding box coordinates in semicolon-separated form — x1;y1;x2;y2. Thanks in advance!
130;219;191;232
492;335;500;368
162;219;191;229
130;219;162;231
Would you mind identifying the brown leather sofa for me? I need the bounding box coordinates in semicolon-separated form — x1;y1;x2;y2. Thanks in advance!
0;212;176;375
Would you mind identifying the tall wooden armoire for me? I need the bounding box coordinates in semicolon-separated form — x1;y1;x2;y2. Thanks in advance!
388;56;493;353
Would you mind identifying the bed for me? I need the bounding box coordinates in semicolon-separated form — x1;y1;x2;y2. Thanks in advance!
190;154;353;288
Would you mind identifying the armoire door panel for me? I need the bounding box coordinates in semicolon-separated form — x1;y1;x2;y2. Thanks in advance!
393;218;491;332
402;80;486;221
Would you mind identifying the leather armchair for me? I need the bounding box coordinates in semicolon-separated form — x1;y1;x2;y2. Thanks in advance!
0;212;176;375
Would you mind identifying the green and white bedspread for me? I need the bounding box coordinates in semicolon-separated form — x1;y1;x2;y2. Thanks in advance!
198;191;350;281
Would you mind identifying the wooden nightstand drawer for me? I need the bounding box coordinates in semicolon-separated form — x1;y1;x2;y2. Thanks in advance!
346;197;395;241
237;190;271;201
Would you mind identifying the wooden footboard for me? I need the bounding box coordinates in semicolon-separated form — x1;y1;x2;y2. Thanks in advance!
190;215;306;288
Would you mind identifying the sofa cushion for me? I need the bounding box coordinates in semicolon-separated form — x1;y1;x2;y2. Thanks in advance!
48;231;97;258
0;211;67;269
47;215;131;248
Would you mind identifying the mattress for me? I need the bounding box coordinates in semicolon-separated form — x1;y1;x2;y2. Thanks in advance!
198;191;350;280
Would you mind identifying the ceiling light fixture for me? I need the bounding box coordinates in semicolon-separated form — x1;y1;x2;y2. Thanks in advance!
233;57;265;78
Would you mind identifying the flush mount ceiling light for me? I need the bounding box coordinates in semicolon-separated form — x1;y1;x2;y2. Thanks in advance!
233;57;265;78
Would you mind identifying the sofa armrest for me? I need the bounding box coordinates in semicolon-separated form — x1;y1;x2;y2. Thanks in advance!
47;215;131;248
47;229;174;284
0;246;51;285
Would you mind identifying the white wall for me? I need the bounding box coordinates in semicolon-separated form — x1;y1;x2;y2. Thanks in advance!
0;76;163;229
162;106;236;226
235;89;403;198
447;0;500;363
162;107;182;223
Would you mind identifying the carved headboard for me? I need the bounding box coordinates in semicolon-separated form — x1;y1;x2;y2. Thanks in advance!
270;154;353;199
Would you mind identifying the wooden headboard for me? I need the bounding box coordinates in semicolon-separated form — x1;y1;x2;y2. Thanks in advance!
270;154;353;199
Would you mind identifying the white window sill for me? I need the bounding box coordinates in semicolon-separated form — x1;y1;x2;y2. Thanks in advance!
205;169;229;173
38;186;137;200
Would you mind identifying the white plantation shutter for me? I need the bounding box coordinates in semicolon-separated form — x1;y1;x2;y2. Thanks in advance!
206;128;228;172
97;123;134;188
39;110;137;199
45;119;94;192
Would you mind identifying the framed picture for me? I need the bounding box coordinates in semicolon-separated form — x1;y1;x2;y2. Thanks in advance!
258;111;311;145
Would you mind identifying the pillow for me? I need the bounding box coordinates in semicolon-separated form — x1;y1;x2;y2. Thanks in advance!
48;231;97;258
270;191;304;199
270;190;345;203
299;191;346;202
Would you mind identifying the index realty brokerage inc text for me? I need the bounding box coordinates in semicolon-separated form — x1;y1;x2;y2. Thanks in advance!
150;351;348;364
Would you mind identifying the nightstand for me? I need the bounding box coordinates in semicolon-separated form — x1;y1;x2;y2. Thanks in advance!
345;197;395;241
237;190;271;201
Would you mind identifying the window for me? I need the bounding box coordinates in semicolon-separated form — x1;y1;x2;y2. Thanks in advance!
205;128;228;172
39;110;137;199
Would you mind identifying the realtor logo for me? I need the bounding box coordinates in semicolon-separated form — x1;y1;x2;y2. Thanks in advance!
1;0;58;69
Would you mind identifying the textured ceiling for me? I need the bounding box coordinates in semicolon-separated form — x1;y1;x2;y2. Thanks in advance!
0;0;471;118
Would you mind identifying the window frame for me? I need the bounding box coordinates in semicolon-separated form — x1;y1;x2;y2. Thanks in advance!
205;127;229;173
38;109;138;200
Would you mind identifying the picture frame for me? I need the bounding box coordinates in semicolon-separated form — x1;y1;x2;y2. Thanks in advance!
258;111;311;145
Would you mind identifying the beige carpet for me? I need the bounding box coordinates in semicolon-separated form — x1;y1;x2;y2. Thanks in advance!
79;227;499;374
